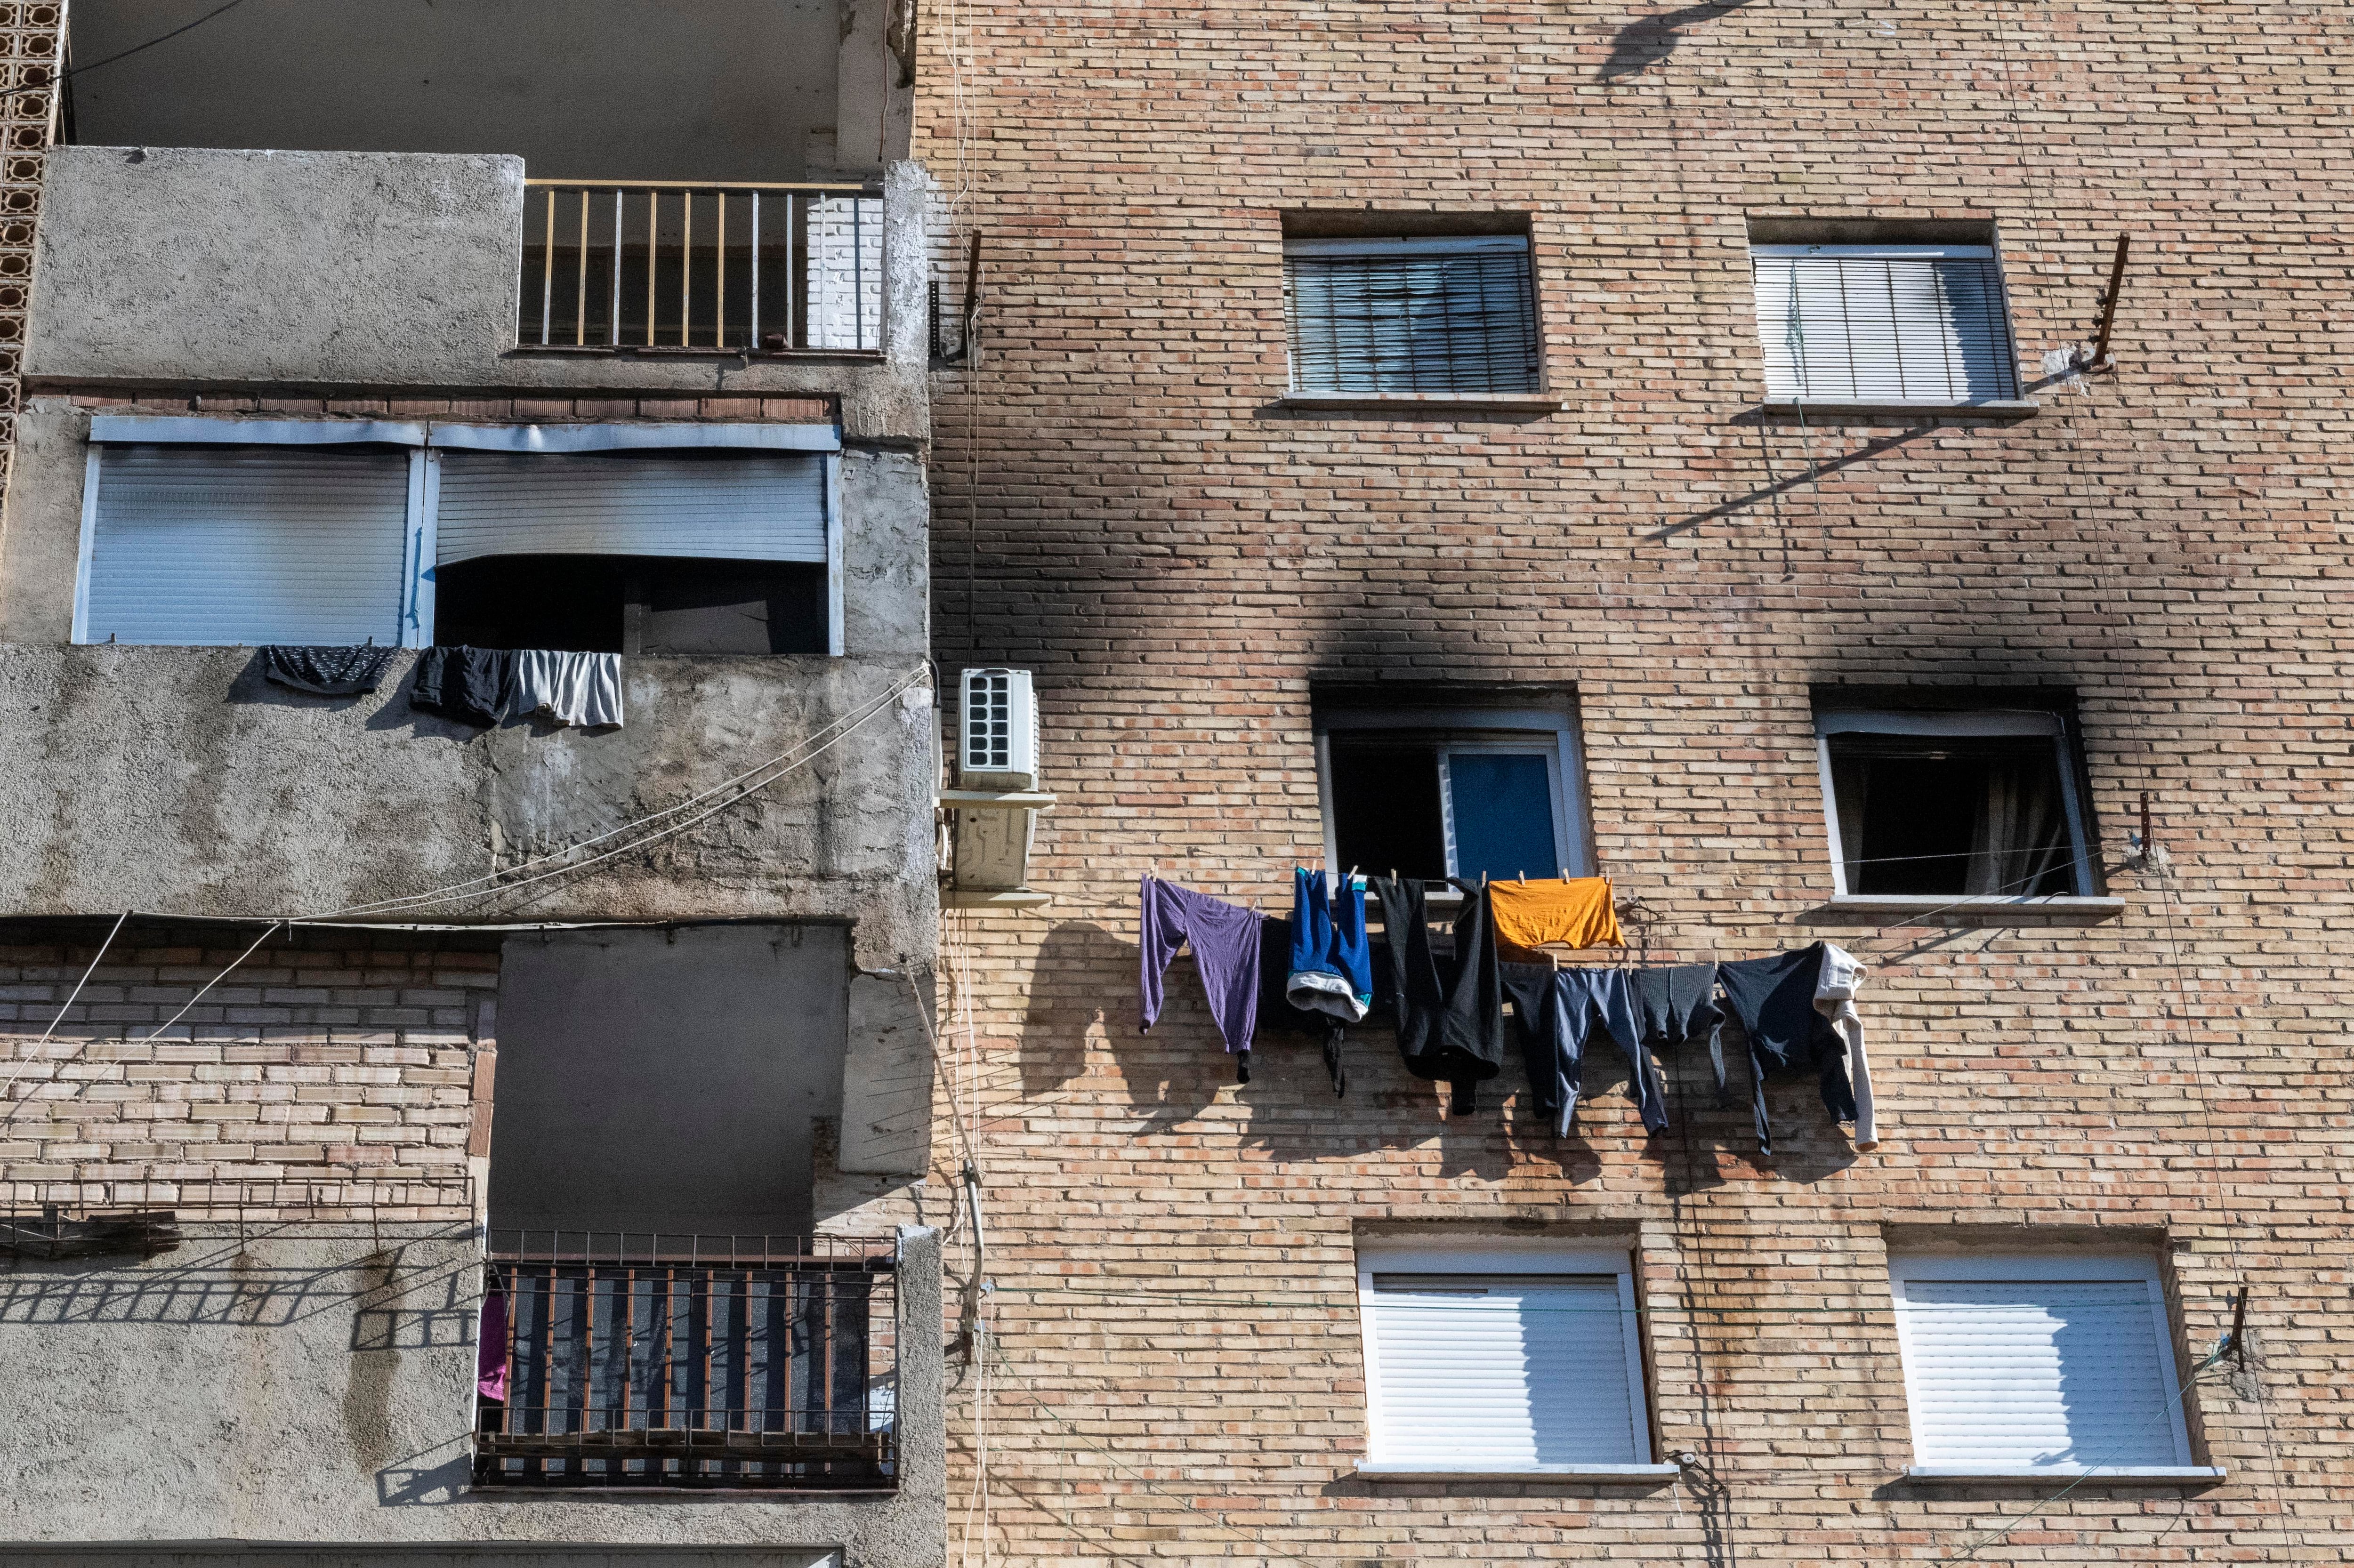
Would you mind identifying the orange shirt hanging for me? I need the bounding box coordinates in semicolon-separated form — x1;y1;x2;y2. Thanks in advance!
1486;876;1622;957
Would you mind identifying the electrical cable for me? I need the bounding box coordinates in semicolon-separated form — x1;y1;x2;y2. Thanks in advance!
0;909;129;1111
64;0;250;79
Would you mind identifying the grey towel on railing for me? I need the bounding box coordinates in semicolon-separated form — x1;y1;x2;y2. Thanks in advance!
261;644;397;697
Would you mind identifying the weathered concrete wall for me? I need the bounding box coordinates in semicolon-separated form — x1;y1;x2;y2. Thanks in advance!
26;149;932;443
0;1224;946;1564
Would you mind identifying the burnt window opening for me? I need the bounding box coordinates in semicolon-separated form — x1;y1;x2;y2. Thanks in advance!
1316;696;1590;886
1818;710;2094;898
433;554;827;655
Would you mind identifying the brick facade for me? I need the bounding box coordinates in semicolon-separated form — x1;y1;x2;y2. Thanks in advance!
916;3;2353;1565
0;927;492;1218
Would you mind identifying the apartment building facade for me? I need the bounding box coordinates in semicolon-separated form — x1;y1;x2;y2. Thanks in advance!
918;3;2351;1566
0;5;949;1568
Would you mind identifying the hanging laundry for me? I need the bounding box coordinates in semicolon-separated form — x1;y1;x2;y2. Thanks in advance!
1370;876;1503;1113
477;1283;509;1403
1286;867;1372;1022
1634;962;1729;1108
1814;942;1877;1150
411;645;513;727
1716;942;1856;1158
1487;876;1623;959
1139;875;1262;1082
261;643;397;697
1501;964;1665;1137
511;650;625;729
1255;915;1348;1097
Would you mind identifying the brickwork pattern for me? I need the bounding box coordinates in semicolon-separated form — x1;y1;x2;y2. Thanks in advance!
916;3;2354;1565
0;931;491;1218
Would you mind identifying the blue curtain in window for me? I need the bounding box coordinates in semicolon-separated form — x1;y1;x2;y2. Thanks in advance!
1446;754;1558;884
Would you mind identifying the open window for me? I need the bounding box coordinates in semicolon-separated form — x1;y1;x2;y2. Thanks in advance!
1748;219;2022;407
1315;696;1590;885
1889;1250;2215;1480
1815;707;2096;900
1354;1240;1663;1477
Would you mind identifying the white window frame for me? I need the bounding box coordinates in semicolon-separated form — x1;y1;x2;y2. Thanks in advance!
1814;708;2097;902
1887;1251;2217;1481
73;417;847;656
1315;707;1592;881
1748;238;2024;408
1354;1239;1667;1480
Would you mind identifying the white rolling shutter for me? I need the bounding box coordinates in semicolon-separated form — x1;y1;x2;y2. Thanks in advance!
1751;243;2021;404
1363;1270;1647;1470
81;444;409;646
1286;235;1541;394
1892;1261;2193;1470
434;451;828;565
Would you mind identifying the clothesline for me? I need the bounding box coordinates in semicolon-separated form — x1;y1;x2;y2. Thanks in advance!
1139;869;1878;1160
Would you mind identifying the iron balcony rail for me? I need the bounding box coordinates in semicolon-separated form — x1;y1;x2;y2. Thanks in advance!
520;179;886;355
476;1230;898;1490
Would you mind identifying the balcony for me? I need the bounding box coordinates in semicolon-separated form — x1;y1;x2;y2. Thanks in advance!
520;180;885;356
478;1231;899;1490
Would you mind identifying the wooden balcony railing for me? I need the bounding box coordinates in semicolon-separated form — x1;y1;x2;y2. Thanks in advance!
475;1231;898;1490
519;179;885;355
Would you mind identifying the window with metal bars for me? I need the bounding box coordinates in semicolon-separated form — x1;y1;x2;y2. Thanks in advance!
1750;243;2022;405
1284;234;1542;394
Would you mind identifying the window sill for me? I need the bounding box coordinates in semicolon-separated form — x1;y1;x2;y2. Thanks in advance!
1902;1466;2224;1484
1824;894;2125;919
1356;1463;1677;1483
506;344;887;362
1275;391;1564;414
1758;399;2039;420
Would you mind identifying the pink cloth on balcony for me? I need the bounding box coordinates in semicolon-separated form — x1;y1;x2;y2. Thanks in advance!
477;1287;509;1403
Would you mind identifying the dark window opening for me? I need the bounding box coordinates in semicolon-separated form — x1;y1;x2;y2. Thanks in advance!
1330;740;1449;881
434;554;826;655
1827;732;2082;897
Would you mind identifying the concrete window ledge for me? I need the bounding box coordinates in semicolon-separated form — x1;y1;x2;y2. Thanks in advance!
1903;1465;2225;1484
1757;399;2040;420
1356;1463;1679;1483
1825;894;2126;919
1274;391;1564;414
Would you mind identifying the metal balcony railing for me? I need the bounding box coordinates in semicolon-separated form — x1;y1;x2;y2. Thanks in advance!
519;179;885;355
475;1231;898;1490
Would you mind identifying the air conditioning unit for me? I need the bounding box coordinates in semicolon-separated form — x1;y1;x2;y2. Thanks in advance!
958;667;1038;791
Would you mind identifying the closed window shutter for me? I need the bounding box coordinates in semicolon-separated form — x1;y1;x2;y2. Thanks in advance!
1895;1278;2189;1468
83;444;408;646
1751;245;2021;404
435;451;827;565
1365;1273;1644;1468
1286;236;1540;394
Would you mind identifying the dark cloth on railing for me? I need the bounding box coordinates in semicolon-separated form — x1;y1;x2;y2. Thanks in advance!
412;645;513;727
1502;963;1664;1137
1370;876;1503;1113
1634;961;1730;1107
262;643;396;697
1716;942;1854;1158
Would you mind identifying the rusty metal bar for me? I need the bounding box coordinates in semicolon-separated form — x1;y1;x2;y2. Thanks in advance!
526;177;871;192
2090;233;2130;370
680;192;693;349
645;191;658;348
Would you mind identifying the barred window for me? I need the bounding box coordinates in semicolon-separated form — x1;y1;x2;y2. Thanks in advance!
1751;242;2021;405
1285;234;1541;394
